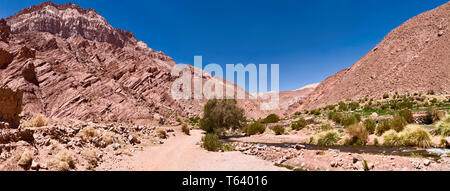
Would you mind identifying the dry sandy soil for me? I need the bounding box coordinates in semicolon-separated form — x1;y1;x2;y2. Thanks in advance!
98;128;286;171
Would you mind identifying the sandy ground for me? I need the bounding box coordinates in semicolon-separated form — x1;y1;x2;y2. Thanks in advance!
98;128;286;171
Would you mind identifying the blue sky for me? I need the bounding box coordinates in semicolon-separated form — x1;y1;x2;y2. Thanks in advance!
1;0;448;92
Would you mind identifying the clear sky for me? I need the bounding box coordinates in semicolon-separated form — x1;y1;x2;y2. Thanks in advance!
1;0;448;92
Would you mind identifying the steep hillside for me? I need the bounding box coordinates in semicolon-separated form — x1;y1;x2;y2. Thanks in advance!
302;2;450;109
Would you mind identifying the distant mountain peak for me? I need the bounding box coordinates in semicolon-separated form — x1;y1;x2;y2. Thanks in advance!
6;1;136;47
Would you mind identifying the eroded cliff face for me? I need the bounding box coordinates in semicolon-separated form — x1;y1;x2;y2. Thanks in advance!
6;2;136;48
302;2;450;109
0;88;23;129
0;2;270;123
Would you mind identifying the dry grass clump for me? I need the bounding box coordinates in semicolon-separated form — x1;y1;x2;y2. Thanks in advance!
49;149;76;171
401;126;431;147
382;127;431;147
78;126;99;142
157;129;168;139
346;124;369;145
382;130;402;146
182;124;190;135
17;150;33;169
81;149;98;170
22;114;48;127
101;131;116;145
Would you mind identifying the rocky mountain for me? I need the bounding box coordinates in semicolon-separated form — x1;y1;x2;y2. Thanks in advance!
0;2;268;124
301;2;450;109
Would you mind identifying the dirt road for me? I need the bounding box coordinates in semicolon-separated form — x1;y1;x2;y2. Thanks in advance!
99;128;286;171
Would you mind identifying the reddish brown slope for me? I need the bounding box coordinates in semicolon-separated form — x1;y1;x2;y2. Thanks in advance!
302;2;450;109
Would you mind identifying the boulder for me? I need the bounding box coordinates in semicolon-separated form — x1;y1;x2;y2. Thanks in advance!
17;46;36;60
22;62;39;85
0;88;23;128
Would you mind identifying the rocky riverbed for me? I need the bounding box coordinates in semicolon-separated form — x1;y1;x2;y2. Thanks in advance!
231;142;450;171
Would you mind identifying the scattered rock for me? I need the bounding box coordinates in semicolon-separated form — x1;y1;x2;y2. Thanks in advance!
17;46;36;60
353;154;364;163
423;159;431;166
30;161;40;170
0;88;23;129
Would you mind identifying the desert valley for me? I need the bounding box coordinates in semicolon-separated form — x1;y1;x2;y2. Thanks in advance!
0;1;449;171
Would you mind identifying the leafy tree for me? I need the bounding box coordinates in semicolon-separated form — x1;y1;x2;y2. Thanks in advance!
199;99;245;134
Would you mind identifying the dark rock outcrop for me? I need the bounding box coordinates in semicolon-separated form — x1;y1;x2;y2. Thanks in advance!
0;18;11;43
0;88;23;129
0;48;14;69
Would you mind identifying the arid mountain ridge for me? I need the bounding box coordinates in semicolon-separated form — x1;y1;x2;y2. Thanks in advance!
1;1;449;124
301;1;450;109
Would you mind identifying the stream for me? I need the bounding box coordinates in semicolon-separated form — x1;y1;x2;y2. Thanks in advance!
221;136;450;159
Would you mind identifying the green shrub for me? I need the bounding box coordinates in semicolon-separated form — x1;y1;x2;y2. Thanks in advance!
294;111;301;116
382;130;402;146
329;112;343;124
346;124;369;145
427;90;435;95
317;131;340;146
430;98;438;104
363;119;376;134
157;129;168;139
262;114;280;123
340;113;360;127
200;99;245;134
321;124;333;131
246;122;266;136
376;119;392;136
291;118;307;130
182;124;190;135
310;109;321;116
273;125;285;135
383;93;389;99
349;102;360;111
363;160;369;171
338;101;348;111
202;133;222;151
400;126;431;147
398;109;414;123
222;144;236;152
374;138;379;146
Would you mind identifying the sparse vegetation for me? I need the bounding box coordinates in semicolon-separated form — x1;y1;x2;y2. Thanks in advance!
49;149;76;171
22;114;48;127
81;149;98;170
182;124;190;135
157;129;168;139
201;133;222;152
78;126;99;142
321;124;332;131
